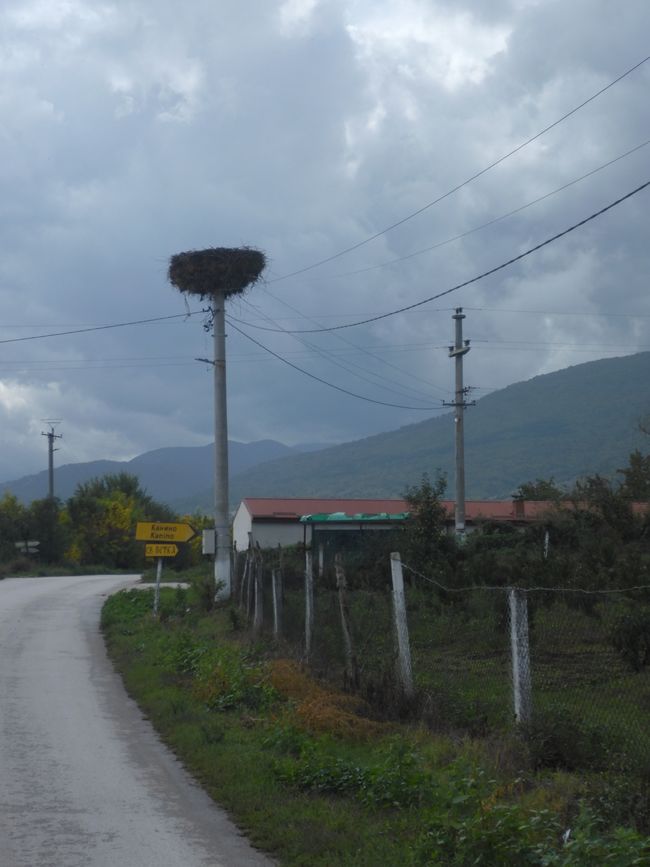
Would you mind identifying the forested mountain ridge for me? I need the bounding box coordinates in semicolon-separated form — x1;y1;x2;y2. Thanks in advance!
4;353;650;511
0;439;327;505
219;352;650;507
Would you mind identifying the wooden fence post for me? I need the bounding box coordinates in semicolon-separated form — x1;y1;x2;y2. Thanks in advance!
390;552;414;698
509;588;533;725
271;568;283;638
253;549;264;635
246;546;257;620
239;548;251;611
305;548;314;659
334;553;359;690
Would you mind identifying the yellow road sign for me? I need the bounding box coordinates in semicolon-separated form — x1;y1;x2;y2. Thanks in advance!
145;544;179;558
136;522;195;543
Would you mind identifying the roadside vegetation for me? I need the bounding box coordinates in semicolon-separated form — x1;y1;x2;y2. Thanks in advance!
5;449;650;860
102;579;650;864
0;472;208;577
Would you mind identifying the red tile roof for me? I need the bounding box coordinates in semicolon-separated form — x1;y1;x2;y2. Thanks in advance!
240;497;647;523
241;497;409;519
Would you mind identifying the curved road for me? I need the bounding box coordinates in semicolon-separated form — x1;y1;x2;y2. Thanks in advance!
0;575;273;867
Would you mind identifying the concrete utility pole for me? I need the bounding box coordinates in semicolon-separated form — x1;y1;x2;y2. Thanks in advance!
211;294;231;602
168;247;266;601
192;304;230;599
41;421;62;500
444;309;474;537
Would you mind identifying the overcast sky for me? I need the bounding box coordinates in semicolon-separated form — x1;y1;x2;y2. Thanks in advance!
0;0;648;481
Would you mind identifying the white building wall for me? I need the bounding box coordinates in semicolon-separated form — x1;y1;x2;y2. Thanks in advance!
232;504;305;551
252;522;305;549
232;503;253;551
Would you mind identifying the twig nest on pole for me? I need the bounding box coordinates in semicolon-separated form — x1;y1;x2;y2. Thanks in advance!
168;247;266;299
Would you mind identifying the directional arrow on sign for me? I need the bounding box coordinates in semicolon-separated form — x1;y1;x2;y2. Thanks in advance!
136;522;196;543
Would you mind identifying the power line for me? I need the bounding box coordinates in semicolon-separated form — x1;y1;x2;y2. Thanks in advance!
467;306;650;319
239;296;441;405
256;287;451;397
230;180;650;335
317;138;650;280
269;55;650;283
0;311;202;345
225;317;445;411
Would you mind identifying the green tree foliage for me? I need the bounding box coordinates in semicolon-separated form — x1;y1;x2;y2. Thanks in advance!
402;472;453;573
29;498;68;563
0;493;68;564
618;449;650;500
66;473;175;569
513;477;565;501
0;493;29;560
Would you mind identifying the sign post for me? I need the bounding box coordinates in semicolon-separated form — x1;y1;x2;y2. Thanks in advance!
153;558;163;617
136;523;195;616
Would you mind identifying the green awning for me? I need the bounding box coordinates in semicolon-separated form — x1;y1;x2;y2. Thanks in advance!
300;512;410;523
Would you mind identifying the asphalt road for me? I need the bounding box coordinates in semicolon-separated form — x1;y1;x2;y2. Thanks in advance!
0;575;274;867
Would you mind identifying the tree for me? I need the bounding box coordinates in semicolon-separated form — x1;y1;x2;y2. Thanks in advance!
0;493;29;561
402;472;451;570
66;473;175;568
29;498;68;563
513;478;565;501
618;450;650;500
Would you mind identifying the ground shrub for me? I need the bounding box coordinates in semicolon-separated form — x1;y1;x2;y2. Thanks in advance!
611;607;650;672
269;659;383;739
523;707;613;771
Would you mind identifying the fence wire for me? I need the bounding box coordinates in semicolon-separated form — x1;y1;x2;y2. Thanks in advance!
234;546;650;772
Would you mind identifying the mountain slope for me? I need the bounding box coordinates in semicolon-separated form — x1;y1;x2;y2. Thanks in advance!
222;352;650;504
0;440;320;505
5;353;650;511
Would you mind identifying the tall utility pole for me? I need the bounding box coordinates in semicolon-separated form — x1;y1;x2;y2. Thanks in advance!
168;247;266;601
41;421;62;500
212;294;231;602
444;309;474;537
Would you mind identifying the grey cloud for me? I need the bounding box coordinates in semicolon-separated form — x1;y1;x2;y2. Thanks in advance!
0;0;648;483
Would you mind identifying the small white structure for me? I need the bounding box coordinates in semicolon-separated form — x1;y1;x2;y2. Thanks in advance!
232;497;409;551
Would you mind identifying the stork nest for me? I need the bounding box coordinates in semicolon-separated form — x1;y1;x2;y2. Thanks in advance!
168;246;266;299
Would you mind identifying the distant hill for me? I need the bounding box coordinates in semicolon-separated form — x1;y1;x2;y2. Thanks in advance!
5;353;650;512
217;352;650;505
0;440;328;506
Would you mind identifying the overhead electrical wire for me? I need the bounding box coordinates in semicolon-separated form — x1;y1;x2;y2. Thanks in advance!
229;180;650;335
268;55;650;283
466;306;650;319
256;286;451;396
226;316;445;411
0;310;202;345
317;138;650;281
238;296;441;405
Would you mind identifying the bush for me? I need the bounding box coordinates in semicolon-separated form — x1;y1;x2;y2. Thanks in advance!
523;708;613;771
611;608;650;672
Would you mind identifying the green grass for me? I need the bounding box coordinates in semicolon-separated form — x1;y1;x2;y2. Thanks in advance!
101;587;650;866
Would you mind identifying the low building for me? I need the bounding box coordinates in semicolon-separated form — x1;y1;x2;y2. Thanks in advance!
232;497;409;550
232;496;558;551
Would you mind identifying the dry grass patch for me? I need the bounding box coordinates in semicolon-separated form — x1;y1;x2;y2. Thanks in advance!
268;659;386;739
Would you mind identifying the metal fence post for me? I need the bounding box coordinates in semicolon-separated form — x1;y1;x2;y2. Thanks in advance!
390;552;414;698
509;587;533;725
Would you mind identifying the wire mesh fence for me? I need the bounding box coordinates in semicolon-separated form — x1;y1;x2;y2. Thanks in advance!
234;543;650;772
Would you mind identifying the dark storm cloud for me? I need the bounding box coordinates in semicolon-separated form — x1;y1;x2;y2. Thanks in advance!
0;0;648;479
